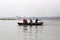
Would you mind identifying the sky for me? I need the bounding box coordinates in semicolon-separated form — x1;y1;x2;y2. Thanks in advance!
0;0;60;17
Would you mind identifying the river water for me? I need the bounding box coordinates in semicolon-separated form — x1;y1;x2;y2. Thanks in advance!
0;20;60;40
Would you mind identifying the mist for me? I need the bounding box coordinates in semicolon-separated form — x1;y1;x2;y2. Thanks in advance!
0;0;60;17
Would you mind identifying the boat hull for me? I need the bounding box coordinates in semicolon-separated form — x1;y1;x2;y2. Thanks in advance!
17;22;43;26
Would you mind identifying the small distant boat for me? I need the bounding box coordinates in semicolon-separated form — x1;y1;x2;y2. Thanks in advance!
17;22;44;26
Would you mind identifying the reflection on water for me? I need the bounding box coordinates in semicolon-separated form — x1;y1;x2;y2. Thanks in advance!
17;25;44;40
0;20;60;40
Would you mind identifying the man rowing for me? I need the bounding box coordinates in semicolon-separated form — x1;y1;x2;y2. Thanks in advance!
35;18;38;23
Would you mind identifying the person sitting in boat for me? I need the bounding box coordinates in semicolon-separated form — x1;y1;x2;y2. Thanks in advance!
23;19;27;23
35;18;38;23
29;19;32;23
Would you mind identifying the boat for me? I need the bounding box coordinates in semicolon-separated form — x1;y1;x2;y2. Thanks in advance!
17;22;44;26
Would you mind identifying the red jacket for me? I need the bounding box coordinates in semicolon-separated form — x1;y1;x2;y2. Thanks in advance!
23;19;27;23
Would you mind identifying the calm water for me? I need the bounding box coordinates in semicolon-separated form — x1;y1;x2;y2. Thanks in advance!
0;20;60;40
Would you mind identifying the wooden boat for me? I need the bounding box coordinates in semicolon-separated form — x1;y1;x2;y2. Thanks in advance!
17;22;43;26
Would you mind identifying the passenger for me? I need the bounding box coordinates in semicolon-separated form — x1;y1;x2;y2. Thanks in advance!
29;19;32;23
23;19;27;23
35;18;38;23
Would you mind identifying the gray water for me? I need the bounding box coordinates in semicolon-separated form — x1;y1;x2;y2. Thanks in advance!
0;20;60;40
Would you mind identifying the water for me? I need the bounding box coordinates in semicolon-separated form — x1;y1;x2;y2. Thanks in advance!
0;20;60;40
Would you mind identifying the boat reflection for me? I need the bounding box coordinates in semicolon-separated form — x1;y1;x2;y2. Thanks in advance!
17;25;43;40
23;25;28;31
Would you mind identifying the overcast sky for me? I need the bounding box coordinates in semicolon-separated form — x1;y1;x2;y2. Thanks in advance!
0;0;60;17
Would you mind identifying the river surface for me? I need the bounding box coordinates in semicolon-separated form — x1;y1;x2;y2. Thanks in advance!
0;20;60;40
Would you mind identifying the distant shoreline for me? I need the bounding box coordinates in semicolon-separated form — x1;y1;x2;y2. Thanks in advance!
0;17;60;20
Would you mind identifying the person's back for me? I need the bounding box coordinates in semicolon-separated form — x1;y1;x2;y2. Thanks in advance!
29;19;32;23
23;19;27;23
35;18;38;23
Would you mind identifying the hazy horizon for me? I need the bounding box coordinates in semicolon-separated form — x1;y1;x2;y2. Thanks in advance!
0;0;60;17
